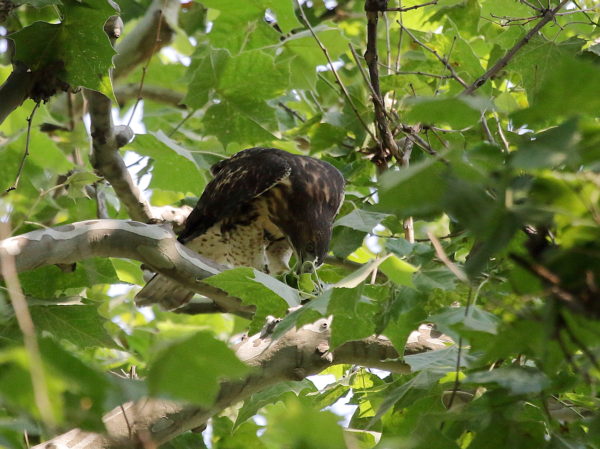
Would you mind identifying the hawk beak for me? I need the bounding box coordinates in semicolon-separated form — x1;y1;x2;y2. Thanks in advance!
299;260;315;274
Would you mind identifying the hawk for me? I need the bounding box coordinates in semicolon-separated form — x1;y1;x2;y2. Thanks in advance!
136;147;345;308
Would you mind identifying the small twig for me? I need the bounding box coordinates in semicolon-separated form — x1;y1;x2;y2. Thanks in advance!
67;92;75;131
386;1;437;12
384;13;391;74
399;24;468;88
120;404;133;440
428;231;469;283
463;0;570;95
427;127;449;149
379;64;453;79
11;182;68;235
296;0;378;144
510;253;585;314
490;13;542;26
349;44;395;124
556;330;592;384
0;222;55;429
520;0;543;12
494;113;510;153
126;155;147;169
424;124;473;133
394;9;404;71
480;112;496;144
571;0;600;27
277;101;306;122
399;125;444;159
127;0;168;127
94;183;109;219
4;102;40;194
168;108;196;137
562;317;600;373
414;231;464;242
434;35;458;95
445;287;473;412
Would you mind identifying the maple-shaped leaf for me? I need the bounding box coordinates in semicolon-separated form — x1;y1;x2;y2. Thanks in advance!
9;0;117;98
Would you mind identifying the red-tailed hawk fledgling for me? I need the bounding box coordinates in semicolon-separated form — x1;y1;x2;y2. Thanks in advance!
136;147;345;308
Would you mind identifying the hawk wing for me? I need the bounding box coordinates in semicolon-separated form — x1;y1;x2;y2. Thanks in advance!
178;148;292;244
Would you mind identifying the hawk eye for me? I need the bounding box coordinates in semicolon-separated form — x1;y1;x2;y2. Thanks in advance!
306;242;315;253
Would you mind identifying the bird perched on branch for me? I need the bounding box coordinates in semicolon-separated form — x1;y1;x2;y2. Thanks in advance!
136;147;345;308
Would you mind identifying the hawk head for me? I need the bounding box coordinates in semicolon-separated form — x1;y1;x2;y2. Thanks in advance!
291;225;332;272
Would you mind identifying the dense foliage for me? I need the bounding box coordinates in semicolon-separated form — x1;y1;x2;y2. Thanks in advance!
1;0;600;448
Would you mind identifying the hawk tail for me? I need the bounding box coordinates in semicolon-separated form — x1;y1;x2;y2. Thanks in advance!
135;274;195;309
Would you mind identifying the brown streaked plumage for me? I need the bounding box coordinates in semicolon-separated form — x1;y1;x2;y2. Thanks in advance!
135;147;345;309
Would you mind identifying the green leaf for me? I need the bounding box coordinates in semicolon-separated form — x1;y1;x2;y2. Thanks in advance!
263;397;347;449
480;0;531;19
430;306;499;337
511;118;581;169
383;287;428;353
19;258;119;297
203;267;300;331
38;338;109;430
0;305;117;349
328;287;378;348
235;380;315;428
413;266;456;291
334;258;388;289
513;55;600;125
510;37;584;110
200;0;300;52
369;371;443;426
429;0;481;35
127;133;204;194
334;209;392;233
185;47;229;109
379;255;417;287
186;48;289;145
377;157;448;219
282;28;349;90
405;96;487;129
0;128;74;192
465;367;549;395
203;98;279;146
13;0;61;7
9;0;117;97
404;346;463;374
148;331;249;405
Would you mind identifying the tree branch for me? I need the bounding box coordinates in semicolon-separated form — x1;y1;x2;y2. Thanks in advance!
115;83;185;108
30;318;445;449
463;0;570;95
81;14;157;223
112;0;180;80
398;24;468;88
364;1;400;162
385;1;437;12
83;89;153;222
0;219;254;318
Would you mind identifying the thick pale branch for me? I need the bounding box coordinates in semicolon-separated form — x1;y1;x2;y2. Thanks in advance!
31;319;438;449
0;219;253;317
83;90;154;222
